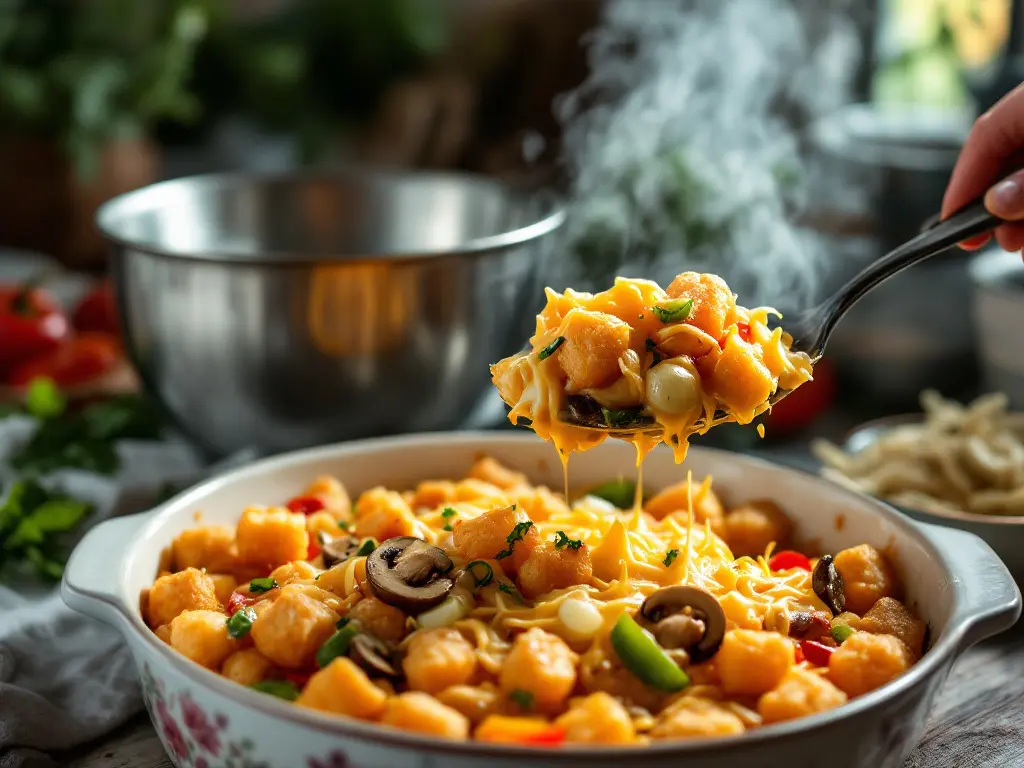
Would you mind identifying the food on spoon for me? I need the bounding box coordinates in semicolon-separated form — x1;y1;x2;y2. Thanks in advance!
813;390;1024;518
490;272;813;462
143;456;926;745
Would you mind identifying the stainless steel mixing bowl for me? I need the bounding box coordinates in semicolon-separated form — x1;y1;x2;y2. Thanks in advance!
96;170;565;457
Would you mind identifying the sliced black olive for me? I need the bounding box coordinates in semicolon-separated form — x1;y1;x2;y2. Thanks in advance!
349;633;400;679
787;610;832;640
320;535;362;569
639;585;726;662
812;554;846;614
365;536;454;614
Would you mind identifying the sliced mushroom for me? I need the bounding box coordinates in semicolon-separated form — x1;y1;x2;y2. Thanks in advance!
320;535;362;569
788;610;832;640
812;554;846;615
349;633;400;679
639;585;726;662
366;536;454;613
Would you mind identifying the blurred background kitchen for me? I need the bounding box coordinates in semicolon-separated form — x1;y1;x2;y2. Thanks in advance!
0;0;1021;465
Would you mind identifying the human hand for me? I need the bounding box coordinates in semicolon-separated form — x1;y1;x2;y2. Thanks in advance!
942;82;1024;254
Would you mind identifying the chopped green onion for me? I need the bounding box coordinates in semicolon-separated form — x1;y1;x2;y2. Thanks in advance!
495;521;534;560
601;407;647;429
249;577;277;594
537;336;566;361
356;538;377;557
663;549;679;567
652;298;694;324
226;607;257;639
441;507;457;519
337;520;351;531
443;523;453;532
498;582;524;602
553;531;583;550
467;561;494;589
587;479;639;509
316;623;360;668
250;680;300;701
610;613;690;692
645;338;662;366
336;617;351;630
831;624;855;644
509;689;534;710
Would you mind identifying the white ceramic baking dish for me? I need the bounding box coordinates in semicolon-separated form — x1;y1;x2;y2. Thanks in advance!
62;432;1021;768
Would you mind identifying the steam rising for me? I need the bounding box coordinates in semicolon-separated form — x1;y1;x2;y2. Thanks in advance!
554;0;865;310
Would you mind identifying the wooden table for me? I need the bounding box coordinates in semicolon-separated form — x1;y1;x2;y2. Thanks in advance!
65;616;1024;768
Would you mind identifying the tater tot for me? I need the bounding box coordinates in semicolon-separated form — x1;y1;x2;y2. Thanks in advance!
709;334;775;417
555;692;635;744
381;692;470;740
716;629;794;696
452;504;538;572
235;507;308;568
467;457;528;491
833;545;898;615
857;598;926;657
649;697;745;740
665;271;735;341
297;658;387;719
208;574;238;607
758;666;848;724
171;525;237;572
403;628;478;695
828;632;914;697
556;308;631;390
723;500;792;558
644;476;725;534
499;628;577;711
301;475;352;518
250;584;339;669
146;568;223;628
169;610;240;670
353;488;418;541
222;649;273;686
347;597;409;644
516;542;593;599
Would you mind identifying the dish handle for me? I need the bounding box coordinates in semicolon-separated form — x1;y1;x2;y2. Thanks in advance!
61;512;149;628
918;522;1022;650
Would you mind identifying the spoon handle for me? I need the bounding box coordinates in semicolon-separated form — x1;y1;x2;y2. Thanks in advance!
805;197;1002;356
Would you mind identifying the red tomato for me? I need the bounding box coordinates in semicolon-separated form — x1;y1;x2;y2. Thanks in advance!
72;281;120;337
226;592;256;616
765;358;837;434
5;332;121;388
306;532;321;561
283;670;312;688
768;550;812;572
799;640;836;667
287;496;326;515
0;284;69;368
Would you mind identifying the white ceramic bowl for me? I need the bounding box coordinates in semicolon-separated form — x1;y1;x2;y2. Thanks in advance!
62;432;1021;768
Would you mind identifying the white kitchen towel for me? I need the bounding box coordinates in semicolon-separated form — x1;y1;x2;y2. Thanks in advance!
0;416;257;768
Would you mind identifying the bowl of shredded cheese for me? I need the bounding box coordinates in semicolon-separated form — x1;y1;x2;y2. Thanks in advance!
813;390;1024;577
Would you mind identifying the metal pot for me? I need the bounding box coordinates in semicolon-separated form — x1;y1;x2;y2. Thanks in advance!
95;169;565;458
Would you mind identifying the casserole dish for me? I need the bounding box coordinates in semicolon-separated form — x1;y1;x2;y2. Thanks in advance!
62;432;1021;768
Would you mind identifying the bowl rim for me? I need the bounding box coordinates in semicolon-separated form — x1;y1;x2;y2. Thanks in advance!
73;432;976;759
94;168;567;266
841;415;1024;525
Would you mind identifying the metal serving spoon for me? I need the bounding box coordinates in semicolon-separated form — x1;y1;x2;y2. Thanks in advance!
504;193;1004;437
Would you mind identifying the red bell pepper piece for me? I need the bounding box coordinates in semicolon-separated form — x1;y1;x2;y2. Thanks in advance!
226;592;256;616
768;550;812;572
306;532;321;561
521;727;567;746
800;640;836;667
283;670;312;689
287;496;326;515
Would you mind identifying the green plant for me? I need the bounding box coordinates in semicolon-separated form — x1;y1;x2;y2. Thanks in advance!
0;0;213;179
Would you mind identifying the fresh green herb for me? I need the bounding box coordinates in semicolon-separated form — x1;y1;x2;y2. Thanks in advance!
441;507;457;518
610;613;691;692
509;689;534;710
831;624;855;644
537;336;566;361
443;524;453;532
495;521;534;560
0;479;93;582
466;560;494;589
652;298;694;324
337;520;350;532
601;407;648;429
586;479;640;510
250;680;300;701
498;582;523;602
355;538;378;557
10;394;166;476
553;531;583;550
249;577;278;594
226;607;257;639
25;378;66;419
663;549;680;567
645;338;662;366
316;623;360;668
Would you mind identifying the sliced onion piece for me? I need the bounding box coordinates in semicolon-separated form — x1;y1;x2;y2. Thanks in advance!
558;596;604;639
416;586;474;629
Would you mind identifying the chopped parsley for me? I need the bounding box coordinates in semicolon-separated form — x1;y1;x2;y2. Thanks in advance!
645;338;662;366
652;298;694;324
553;531;583;550
226;607;257;639
509;689;534;710
443;524;453;532
663;549;680;567
337;520;350;531
537;336;566;361
494;521;534;560
250;680;300;701
441;507;457;518
466;560;494;589
498;582;523;602
355;538;377;557
249;577;278;594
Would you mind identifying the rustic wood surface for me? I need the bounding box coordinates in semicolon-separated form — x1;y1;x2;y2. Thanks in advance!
65;618;1024;768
